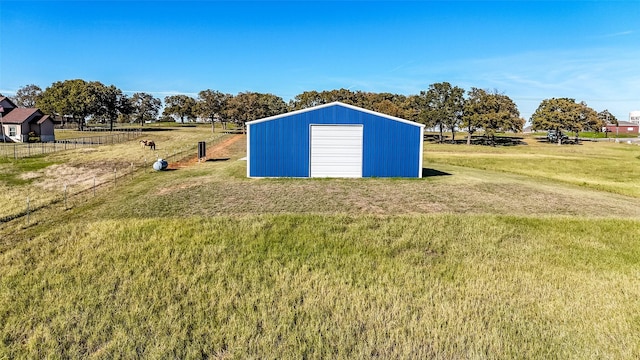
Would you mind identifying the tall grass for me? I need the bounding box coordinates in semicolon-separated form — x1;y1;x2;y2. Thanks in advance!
1;215;639;358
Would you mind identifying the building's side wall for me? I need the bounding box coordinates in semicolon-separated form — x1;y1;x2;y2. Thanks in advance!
605;124;639;134
19;122;30;142
32;120;56;142
361;112;422;177
249;114;311;177
249;105;422;177
4;124;20;142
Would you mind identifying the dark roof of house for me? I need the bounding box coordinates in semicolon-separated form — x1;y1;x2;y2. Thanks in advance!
0;96;17;108
1;97;53;125
2;109;54;127
37;114;51;125
1;108;42;124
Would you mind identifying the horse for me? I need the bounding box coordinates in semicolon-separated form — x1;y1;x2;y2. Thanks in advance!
140;140;156;150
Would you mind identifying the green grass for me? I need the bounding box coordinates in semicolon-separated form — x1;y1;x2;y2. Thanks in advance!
2;131;640;358
0;156;58;186
0;128;226;219
0;156;63;219
2;215;639;358
425;139;640;198
53;130;114;140
71;135;639;221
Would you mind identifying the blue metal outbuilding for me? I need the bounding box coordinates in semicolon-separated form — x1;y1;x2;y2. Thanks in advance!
246;102;425;178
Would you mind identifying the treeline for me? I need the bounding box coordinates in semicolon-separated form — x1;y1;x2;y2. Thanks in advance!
7;80;618;145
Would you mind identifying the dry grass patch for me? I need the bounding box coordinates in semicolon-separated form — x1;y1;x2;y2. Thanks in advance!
22;163;130;191
0;129;227;219
92;155;640;219
1;215;639;358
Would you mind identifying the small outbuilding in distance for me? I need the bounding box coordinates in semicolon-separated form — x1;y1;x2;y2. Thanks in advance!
246;102;425;178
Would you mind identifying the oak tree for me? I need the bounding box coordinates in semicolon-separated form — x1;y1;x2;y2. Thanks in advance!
94;84;132;131
531;98;596;145
197;90;231;132
37;79;98;130
163;95;197;123
567;101;599;143
226;92;289;133
461;88;487;145
417;82;465;143
291;91;326;110
131;92;161;126
13;84;43;108
597;109;618;137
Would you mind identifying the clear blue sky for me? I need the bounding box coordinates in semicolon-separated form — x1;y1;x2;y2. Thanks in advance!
1;0;639;121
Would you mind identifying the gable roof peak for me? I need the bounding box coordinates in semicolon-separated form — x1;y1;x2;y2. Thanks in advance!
0;96;17;110
247;101;425;128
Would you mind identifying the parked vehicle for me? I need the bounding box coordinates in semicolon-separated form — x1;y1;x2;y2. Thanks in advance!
547;130;568;143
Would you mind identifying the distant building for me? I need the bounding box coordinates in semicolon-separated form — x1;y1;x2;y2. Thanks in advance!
0;97;56;142
630;111;640;126
605;121;639;135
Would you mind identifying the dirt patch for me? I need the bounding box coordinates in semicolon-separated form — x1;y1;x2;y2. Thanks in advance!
167;135;244;169
22;164;101;191
80;160;133;170
154;135;244;195
22;161;133;191
19;172;42;181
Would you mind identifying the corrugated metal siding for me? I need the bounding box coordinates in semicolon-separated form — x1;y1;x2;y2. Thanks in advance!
248;104;422;177
249;115;310;177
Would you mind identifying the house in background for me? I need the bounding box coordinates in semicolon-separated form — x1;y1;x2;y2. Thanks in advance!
0;97;55;142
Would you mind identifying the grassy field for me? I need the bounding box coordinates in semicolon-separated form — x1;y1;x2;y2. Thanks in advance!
0;127;225;220
426;138;640;198
1;130;640;358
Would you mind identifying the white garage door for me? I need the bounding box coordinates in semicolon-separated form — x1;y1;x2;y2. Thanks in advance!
310;125;363;178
